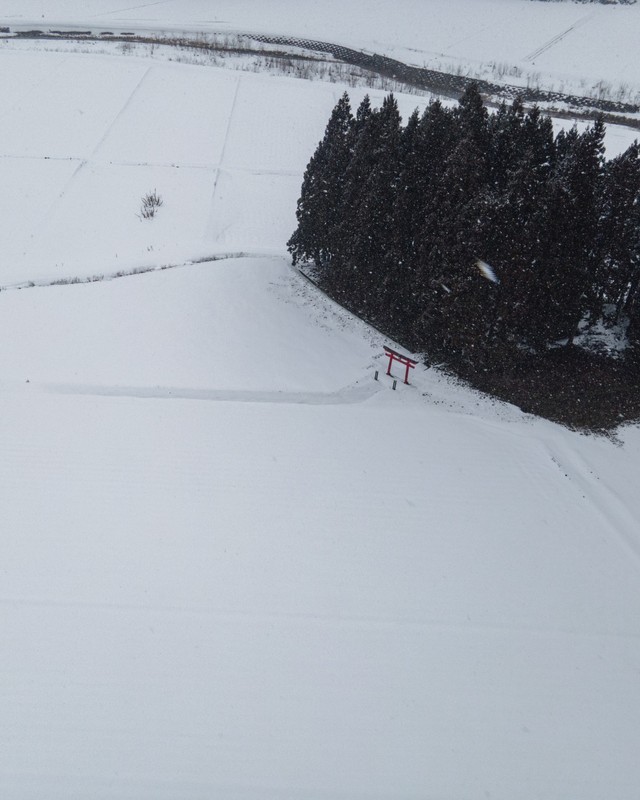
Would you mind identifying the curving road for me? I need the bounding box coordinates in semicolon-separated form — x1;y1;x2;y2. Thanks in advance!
2;23;639;123
252;32;640;117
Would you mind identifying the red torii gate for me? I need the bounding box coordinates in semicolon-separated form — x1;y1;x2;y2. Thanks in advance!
383;345;417;385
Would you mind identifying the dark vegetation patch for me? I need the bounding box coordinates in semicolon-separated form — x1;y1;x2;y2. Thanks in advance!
467;347;640;432
289;87;640;433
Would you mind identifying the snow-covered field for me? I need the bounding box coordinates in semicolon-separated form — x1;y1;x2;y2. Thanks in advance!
2;0;640;104
0;46;439;286
1;5;640;799
3;257;640;800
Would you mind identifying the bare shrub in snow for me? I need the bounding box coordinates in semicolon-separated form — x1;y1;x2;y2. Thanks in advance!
139;190;163;220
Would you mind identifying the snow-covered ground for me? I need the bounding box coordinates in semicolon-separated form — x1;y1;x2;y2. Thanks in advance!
1;7;640;800
2;257;640;800
0;46;442;286
1;0;640;104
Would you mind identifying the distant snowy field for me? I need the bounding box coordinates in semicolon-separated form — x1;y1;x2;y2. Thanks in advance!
1;4;640;800
1;0;640;102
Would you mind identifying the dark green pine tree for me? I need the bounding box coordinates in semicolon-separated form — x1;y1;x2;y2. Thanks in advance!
596;142;640;325
621;236;640;349
318;94;371;298
522;105;555;172
455;82;490;152
352;93;372;137
385;100;458;342
533;119;606;346
487;97;526;194
399;107;420;162
414;132;492;367
374;107;420;338
329;94;402;316
479;105;555;355
287;92;353;271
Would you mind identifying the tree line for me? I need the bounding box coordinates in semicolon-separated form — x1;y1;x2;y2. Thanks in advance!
288;86;640;403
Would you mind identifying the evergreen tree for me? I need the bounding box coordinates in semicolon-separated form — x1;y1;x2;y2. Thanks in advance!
329;95;402;316
530;119;605;346
353;94;372;136
289;88;640;411
455;83;490;152
415;133;491;365
480;105;555;354
596;142;640;323
287;92;353;270
487;97;526;194
381;100;459;341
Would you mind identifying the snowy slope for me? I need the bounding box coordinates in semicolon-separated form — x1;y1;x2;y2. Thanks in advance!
0;11;640;800
2;259;640;800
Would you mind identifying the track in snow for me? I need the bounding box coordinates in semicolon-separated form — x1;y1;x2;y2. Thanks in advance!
545;438;640;569
204;73;242;240
522;14;593;61
524;14;594;63
2;378;382;406
40;65;153;221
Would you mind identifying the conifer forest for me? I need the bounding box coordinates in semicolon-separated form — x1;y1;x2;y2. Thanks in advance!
288;86;640;430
